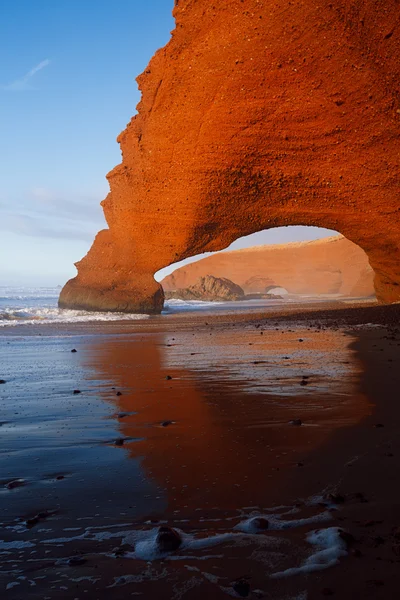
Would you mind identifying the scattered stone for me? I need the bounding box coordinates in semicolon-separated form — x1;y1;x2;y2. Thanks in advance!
113;543;132;557
161;420;174;427
156;526;182;552
251;517;269;530
6;479;25;490
68;556;87;566
290;419;302;426
298;338;304;342
300;380;308;386
26;516;40;527
232;578;250;598
115;438;125;446
71;349;77;353
26;510;55;528
73;389;81;395
56;475;65;480
116;391;122;396
165;375;173;380
0;379;6;384
117;412;129;419
338;529;355;547
327;493;346;504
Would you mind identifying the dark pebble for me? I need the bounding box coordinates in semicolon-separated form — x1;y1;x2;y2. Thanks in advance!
327;493;346;504
252;517;269;530
68;556;87;566
156;526;182;552
300;380;308;386
56;475;65;480
161;420;174;427
6;479;25;490
338;529;355;546
233;579;250;598
165;375;172;380
0;379;6;384
321;589;334;596
116;391;122;396
290;419;302;426
71;349;77;353
73;390;81;395
298;338;304;342
373;423;384;428
26;516;40;527
115;438;124;446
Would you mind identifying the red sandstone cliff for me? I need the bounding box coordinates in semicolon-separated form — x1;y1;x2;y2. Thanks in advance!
162;236;375;297
59;0;400;313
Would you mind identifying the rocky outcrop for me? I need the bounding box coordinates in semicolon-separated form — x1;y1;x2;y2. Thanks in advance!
59;0;400;313
162;236;375;297
165;275;244;301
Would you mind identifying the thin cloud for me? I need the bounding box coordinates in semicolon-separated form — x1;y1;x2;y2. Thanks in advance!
2;59;51;91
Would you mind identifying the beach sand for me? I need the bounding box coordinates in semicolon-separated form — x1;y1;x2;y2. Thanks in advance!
1;299;400;599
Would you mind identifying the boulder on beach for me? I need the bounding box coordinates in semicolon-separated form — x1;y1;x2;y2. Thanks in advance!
164;275;245;302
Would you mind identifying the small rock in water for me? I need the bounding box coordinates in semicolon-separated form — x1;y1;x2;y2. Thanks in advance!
116;391;122;396
156;526;182;552
71;349;77;353
298;338;304;342
290;419;302;426
117;412;129;419
300;380;308;386
73;389;81;395
68;556;87;566
56;475;65;480
26;516;40;527
232;578;250;598
165;375;173;380
161;420;174;427
113;543;132;557
115;438;125;446
0;379;6;384
338;529;355;547
6;479;26;490
251;517;269;530
327;493;346;504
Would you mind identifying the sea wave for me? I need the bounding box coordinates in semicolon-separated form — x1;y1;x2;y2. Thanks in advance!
0;307;149;326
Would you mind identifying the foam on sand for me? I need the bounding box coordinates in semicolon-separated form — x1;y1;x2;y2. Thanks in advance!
271;527;348;578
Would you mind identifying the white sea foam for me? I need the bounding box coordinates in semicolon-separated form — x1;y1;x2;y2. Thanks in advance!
271;527;347;578
0;286;149;326
0;307;148;326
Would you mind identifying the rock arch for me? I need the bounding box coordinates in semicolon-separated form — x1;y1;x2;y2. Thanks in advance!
59;0;400;313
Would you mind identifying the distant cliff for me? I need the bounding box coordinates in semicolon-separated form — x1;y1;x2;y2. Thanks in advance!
162;236;375;298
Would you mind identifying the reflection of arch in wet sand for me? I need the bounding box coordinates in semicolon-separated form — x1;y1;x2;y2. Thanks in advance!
84;327;370;515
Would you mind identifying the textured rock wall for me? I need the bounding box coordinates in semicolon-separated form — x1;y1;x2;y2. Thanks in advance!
60;0;400;313
162;236;375;297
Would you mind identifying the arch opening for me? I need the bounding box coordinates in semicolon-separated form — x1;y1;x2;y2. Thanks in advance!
156;226;376;308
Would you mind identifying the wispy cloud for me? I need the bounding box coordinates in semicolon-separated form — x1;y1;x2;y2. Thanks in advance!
2;59;51;91
0;187;106;241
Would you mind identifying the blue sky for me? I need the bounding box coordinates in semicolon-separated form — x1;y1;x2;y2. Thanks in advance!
0;0;335;287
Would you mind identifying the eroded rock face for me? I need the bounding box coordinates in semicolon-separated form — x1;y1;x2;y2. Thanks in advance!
162;236;375;297
59;0;400;313
165;275;244;301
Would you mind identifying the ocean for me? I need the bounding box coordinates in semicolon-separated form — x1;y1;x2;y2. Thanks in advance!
0;286;292;326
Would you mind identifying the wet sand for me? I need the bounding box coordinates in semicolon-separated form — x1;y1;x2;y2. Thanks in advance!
1;300;400;599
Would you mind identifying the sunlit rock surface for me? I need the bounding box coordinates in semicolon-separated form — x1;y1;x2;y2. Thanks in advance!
60;0;400;313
